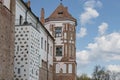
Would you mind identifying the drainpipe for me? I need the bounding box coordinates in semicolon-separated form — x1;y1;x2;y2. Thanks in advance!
23;9;28;25
47;35;49;80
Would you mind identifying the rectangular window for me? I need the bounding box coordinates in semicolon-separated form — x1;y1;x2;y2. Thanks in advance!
45;40;46;51
38;55;41;67
17;46;19;51
56;46;62;56
41;37;43;49
18;68;20;74
19;15;23;25
36;71;38;75
55;27;62;37
47;43;49;53
50;46;52;56
32;69;33;74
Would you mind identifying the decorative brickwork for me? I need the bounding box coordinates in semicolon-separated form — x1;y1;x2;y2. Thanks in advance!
45;3;77;80
0;1;15;80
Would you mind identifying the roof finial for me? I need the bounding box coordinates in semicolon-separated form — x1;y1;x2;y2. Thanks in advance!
60;0;63;4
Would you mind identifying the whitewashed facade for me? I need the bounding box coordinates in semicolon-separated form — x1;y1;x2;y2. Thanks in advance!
14;0;54;80
14;25;40;80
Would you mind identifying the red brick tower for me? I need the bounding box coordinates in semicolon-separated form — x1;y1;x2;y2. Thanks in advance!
45;3;77;80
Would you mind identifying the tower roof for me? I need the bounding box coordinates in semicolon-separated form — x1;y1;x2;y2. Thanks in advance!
45;3;76;22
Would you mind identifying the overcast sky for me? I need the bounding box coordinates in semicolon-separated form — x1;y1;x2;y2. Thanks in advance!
24;0;120;76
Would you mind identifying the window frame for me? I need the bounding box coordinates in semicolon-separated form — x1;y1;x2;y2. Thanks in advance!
55;27;62;37
56;46;62;56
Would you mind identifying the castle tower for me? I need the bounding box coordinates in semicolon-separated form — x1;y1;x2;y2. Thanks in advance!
0;0;15;80
45;3;77;80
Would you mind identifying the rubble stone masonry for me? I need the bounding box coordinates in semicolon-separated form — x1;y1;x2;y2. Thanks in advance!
0;1;15;80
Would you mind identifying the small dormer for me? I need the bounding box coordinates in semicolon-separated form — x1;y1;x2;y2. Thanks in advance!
58;11;63;15
45;3;76;23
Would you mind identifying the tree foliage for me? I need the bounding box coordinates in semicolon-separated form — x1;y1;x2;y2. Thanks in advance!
92;65;107;80
77;74;91;80
77;65;120;80
92;65;120;80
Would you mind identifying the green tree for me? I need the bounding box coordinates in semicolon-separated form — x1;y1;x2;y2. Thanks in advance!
77;74;91;80
92;65;110;80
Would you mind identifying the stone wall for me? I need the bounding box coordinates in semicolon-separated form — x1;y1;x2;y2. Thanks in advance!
39;68;53;80
0;1;15;80
39;61;53;80
54;74;76;80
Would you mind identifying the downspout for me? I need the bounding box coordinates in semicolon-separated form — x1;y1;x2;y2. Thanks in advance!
23;9;28;25
47;35;49;80
53;39;55;80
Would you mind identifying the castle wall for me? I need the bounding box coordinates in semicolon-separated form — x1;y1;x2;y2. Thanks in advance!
0;0;15;79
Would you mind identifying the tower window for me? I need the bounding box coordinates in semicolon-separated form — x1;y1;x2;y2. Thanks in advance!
56;46;62;56
55;27;62;37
